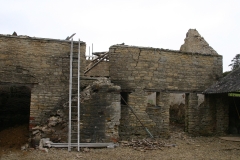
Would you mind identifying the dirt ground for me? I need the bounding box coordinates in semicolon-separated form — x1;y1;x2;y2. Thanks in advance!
1;124;240;160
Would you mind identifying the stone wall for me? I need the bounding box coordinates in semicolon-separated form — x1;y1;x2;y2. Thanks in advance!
109;45;222;137
85;61;109;77
80;79;121;142
184;93;229;136
109;45;222;91
215;94;229;135
0;34;86;130
30;78;121;143
119;91;156;139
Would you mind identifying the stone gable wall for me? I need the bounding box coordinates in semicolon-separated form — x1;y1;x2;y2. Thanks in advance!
180;29;218;55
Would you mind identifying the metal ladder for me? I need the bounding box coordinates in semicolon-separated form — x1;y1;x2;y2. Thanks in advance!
68;38;81;151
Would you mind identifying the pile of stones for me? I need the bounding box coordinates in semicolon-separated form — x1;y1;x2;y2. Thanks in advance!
120;138;176;151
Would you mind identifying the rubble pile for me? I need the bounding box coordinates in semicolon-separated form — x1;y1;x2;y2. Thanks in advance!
120;139;176;151
80;78;112;103
63;78;112;107
30;109;68;147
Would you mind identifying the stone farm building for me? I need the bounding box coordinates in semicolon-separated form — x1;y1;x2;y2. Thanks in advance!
0;29;230;144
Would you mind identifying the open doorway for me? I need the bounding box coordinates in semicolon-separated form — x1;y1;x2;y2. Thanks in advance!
228;97;240;135
0;85;31;150
0;85;31;131
169;93;186;132
119;92;130;139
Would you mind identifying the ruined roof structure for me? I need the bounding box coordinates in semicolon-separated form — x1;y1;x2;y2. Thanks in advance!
180;29;218;55
204;67;240;94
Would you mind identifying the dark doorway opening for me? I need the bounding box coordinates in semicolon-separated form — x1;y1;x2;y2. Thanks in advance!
169;93;186;132
0;85;31;131
121;92;129;105
119;92;130;140
229;97;240;134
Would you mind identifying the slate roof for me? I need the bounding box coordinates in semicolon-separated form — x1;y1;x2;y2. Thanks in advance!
204;67;240;94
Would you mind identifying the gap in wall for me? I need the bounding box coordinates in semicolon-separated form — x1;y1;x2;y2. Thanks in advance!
119;92;130;140
169;93;186;132
0;85;31;131
229;97;240;135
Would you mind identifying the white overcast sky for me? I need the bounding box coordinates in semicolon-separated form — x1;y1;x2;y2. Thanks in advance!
1;0;239;72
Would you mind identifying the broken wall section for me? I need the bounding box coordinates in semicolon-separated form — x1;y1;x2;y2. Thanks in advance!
31;78;121;144
80;78;121;142
180;29;218;55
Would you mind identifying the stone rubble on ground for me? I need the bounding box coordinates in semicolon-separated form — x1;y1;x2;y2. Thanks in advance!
120;138;177;152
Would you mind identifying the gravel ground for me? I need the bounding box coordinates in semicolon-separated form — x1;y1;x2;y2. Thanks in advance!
1;125;240;160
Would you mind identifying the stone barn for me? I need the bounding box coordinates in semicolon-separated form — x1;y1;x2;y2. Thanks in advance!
0;29;224;145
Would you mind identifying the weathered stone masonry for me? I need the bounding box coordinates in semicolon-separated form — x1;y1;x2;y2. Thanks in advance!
109;46;222;91
80;79;120;142
0;34;86;130
0;34;122;143
0;29;227;142
85;61;109;77
109;44;222;137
